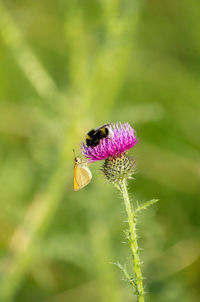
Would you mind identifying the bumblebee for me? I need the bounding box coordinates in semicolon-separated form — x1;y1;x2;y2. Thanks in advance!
86;124;112;147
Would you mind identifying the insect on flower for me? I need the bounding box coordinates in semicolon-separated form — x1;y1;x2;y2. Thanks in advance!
81;122;138;162
73;150;92;191
85;124;114;147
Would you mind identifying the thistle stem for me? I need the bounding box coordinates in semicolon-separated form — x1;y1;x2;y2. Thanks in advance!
120;179;145;302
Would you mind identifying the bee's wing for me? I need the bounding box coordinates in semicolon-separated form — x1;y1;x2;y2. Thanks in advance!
97;124;111;138
74;165;92;191
96;124;110;131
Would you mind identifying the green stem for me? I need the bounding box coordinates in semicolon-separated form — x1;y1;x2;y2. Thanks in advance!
120;179;145;302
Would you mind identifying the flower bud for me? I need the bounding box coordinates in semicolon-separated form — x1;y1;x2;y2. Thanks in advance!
101;153;136;184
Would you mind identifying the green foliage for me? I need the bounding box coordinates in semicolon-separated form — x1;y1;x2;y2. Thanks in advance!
0;0;199;301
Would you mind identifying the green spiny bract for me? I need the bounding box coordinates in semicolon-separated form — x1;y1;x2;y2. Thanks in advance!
101;152;136;184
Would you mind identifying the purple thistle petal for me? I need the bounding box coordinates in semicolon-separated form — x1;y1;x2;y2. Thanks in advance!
80;122;138;162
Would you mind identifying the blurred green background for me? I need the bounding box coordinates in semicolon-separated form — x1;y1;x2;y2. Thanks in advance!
0;0;200;301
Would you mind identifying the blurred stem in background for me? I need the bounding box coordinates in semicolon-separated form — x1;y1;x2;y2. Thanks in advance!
0;1;65;110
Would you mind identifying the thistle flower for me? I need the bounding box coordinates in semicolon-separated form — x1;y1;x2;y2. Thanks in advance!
81;122;138;184
81;122;138;162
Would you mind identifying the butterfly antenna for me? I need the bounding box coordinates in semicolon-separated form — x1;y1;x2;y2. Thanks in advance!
73;148;82;158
